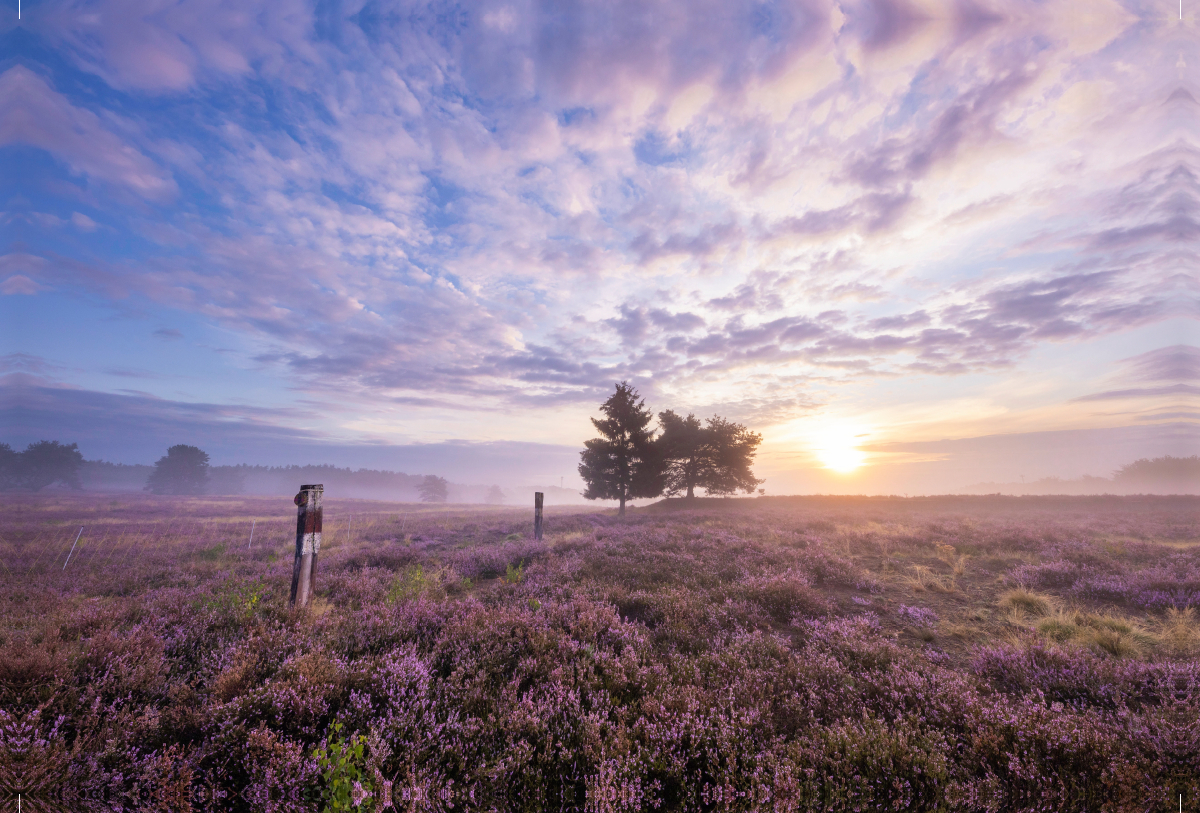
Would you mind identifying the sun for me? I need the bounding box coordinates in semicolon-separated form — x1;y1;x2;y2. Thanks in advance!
812;428;868;473
816;446;866;473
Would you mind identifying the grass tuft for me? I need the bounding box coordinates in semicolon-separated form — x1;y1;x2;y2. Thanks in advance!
998;588;1054;617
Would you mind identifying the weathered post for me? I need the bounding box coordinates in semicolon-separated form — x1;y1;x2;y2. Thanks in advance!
290;484;323;607
534;492;544;541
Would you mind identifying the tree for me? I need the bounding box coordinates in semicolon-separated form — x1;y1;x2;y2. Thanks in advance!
657;411;707;499
702;416;764;495
658;411;763;498
145;445;210;494
19;441;84;491
0;443;18;490
418;475;449;503
1113;456;1200;490
579;382;663;517
486;485;506;504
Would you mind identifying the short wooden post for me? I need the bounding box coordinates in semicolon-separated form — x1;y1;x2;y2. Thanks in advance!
534;492;544;541
290;484;323;607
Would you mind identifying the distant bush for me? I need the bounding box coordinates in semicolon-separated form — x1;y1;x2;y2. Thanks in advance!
1114;455;1200;489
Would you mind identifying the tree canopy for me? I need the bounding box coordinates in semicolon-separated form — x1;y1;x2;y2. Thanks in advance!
418;475;449;503
658;411;763;498
578;382;664;516
579;384;765;512
11;441;85;491
145;445;210;495
0;443;19;491
1113;456;1200;488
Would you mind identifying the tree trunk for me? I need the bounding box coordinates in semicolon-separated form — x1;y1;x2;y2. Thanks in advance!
619;493;626;518
686;484;695;499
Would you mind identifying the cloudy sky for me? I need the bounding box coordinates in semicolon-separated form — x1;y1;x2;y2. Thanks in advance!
2;0;1197;492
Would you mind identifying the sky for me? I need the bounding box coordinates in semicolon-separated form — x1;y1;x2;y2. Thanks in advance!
1;0;1197;494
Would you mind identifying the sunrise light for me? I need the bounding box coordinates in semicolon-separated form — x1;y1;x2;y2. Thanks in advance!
812;430;869;474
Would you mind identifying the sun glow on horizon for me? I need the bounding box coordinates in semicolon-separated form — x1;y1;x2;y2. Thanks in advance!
812;427;869;474
816;446;867;473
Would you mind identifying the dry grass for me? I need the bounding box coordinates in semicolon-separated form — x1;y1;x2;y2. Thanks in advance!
1026;607;1159;658
908;565;956;593
1082;626;1144;658
941;621;987;642
935;544;969;578
998;588;1054;618
1158;608;1199;656
1035;611;1079;642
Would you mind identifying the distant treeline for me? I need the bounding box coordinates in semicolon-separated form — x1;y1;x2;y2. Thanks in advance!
74;459;586;504
81;461;450;500
217;464;428;500
964;456;1200;496
1114;455;1200;486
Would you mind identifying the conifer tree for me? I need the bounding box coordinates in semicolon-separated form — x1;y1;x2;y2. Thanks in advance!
579;382;662;517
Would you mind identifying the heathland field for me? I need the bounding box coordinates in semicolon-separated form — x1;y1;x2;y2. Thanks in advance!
2;494;1199;812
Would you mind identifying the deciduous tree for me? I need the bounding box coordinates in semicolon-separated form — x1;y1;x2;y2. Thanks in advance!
657;410;707;499
145;445;210;495
418;475;449;503
1114;456;1200;489
579;382;662;517
0;443;18;491
658;411;763;498
19;440;84;491
702;416;764;495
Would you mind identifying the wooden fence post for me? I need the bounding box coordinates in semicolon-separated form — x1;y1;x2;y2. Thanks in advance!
290;484;323;607
534;492;544;541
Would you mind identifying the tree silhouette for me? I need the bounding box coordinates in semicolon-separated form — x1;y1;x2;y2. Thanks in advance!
18;441;84;491
579;382;662;517
701;416;764;495
145;445;210;495
418;475;449;503
1113;456;1200;489
0;443;18;491
486;485;506;504
657;411;707;499
658;412;763;498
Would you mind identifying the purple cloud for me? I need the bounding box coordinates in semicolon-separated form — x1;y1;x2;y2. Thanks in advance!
6;0;1194;476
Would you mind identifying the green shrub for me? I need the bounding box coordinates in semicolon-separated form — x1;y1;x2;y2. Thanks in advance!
386;565;432;603
313;722;375;812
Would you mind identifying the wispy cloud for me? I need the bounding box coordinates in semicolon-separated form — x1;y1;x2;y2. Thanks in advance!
4;0;1196;475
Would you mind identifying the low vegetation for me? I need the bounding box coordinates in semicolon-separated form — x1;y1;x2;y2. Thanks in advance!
2;493;1198;811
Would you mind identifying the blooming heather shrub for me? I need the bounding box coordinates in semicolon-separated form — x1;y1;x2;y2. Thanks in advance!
1011;558;1090;588
1069;556;1200;610
448;539;551;581
972;640;1168;710
731;571;829;622
4;494;1200;812
897;604;939;627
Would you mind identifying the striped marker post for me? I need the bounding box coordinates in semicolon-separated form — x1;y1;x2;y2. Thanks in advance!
290;484;323;608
